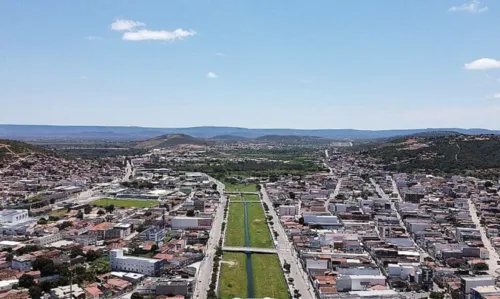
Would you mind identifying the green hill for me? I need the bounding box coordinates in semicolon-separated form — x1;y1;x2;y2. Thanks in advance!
0;139;50;165
357;134;500;179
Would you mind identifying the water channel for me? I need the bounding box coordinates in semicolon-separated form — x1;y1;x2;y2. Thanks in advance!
242;194;255;298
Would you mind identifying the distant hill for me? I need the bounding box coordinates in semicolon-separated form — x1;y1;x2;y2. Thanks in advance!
1;125;499;141
135;134;211;149
254;135;331;143
0;139;50;164
210;134;248;141
356;134;500;179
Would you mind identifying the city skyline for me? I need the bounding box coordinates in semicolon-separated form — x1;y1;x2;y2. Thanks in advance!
1;0;500;129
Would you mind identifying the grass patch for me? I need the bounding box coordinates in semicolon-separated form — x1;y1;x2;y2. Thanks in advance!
50;209;67;217
244;194;260;202
225;184;257;192
252;254;289;299
219;252;248;299
225;202;246;247
247;203;273;248
91;198;159;208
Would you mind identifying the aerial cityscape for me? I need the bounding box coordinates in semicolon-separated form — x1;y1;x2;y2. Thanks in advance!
1;0;500;299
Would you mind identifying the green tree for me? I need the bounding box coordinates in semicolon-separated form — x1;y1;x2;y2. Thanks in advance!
70;247;84;258
28;285;42;299
37;218;47;225
84;205;92;214
18;274;35;288
86;250;99;262
105;204;115;213
97;209;105;216
429;292;444;299
5;253;13;262
76;211;84;219
131;292;144;299
150;244;159;252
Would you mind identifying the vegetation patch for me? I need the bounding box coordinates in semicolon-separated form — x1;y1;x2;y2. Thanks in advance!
219;252;248;299
91;198;159;208
251;254;289;299
247;203;273;248
225;202;246;247
225;184;258;192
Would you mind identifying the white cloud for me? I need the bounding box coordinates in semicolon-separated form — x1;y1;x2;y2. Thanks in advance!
493;94;500;99
85;36;103;41
449;0;488;13
464;58;500;70
206;72;218;79
215;52;225;56
110;19;145;31
79;76;88;81
122;29;196;41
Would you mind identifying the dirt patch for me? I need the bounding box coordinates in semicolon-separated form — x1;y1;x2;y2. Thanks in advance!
221;260;237;267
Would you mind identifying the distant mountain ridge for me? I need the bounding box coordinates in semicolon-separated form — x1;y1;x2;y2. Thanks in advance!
1;124;499;141
135;134;211;149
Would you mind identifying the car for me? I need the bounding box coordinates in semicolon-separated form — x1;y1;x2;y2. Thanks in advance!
288;278;294;282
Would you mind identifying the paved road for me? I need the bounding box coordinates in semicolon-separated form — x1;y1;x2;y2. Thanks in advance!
371;178;430;263
192;179;226;299
261;186;315;299
468;198;500;277
325;179;342;212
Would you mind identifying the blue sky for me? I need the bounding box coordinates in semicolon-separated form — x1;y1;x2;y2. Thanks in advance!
1;0;500;129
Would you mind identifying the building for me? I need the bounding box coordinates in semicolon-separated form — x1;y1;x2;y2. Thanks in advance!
140;227;167;242
34;233;62;246
335;275;386;292
137;279;189;296
470;286;500;299
0;210;29;224
88;222;130;240
461;276;495;298
110;249;164;276
279;205;297;216
171;216;212;230
51;284;86;299
12;254;34;271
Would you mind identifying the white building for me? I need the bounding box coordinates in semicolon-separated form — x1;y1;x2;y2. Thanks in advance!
34;233;62;246
171;216;212;230
110;249;163;276
388;263;420;280
335;275;386;292
0;210;29;224
51;284;85;299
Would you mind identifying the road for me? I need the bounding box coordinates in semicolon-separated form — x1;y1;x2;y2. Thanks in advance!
192;178;226;299
122;160;133;182
325;179;342;212
261;186;315;299
370;178;430;263
468;198;500;277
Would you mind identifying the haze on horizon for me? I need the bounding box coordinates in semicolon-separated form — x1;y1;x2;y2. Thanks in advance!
1;0;500;130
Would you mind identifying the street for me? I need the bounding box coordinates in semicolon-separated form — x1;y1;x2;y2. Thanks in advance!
468;198;500;277
261;186;315;299
192;178;226;299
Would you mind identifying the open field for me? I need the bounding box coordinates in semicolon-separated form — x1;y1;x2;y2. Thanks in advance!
225;202;246;247
91;198;159;208
252;254;289;299
247;203;273;248
224;184;257;192
219;252;248;299
244;194;260;201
